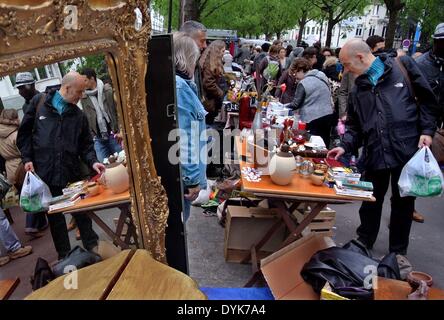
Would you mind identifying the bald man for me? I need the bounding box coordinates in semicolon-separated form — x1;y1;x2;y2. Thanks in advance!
327;39;439;255
17;71;106;259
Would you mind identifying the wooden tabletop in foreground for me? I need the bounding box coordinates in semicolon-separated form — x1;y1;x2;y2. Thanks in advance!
26;250;206;300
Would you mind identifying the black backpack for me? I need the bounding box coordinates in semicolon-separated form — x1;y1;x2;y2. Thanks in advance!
30;257;55;291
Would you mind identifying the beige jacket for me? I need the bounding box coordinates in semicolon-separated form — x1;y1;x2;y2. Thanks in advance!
0;120;21;184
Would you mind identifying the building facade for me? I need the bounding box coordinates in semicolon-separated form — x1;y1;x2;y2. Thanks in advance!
0;63;62;118
284;3;401;48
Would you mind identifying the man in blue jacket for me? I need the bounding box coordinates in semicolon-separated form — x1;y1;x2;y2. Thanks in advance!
328;39;439;255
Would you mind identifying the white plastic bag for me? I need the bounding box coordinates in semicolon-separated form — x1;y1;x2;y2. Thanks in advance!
20;171;52;213
191;180;216;207
398;147;444;197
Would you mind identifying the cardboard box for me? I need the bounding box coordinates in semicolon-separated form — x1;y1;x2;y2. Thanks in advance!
292;207;336;237
224;206;287;263
260;233;335;300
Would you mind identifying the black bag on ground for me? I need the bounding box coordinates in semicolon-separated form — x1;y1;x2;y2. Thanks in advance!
301;240;401;300
30;257;55;291
52;246;102;277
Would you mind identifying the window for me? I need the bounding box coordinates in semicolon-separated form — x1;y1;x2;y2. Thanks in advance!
36;66;47;80
45;65;55;78
373;5;380;16
311;27;315;35
316;27;319;34
369;26;376;36
306;27;310;35
382;26;387;38
355;25;363;36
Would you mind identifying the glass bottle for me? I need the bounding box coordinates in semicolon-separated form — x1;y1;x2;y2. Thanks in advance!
350;155;358;173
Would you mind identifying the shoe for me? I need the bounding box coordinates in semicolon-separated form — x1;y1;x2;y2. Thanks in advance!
25;231;45;239
412;210;425;223
8;246;33;260
39;222;49;232
75;228;81;240
0;255;11;267
67;218;77;232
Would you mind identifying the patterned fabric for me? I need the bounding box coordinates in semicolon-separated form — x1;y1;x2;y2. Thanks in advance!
51;90;67;115
365;57;385;87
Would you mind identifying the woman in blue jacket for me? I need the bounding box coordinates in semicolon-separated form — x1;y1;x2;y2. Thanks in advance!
174;32;208;222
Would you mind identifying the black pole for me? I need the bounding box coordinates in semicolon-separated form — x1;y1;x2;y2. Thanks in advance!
168;0;173;33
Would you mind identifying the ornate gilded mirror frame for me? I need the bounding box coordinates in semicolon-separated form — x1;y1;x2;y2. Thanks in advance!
0;0;169;262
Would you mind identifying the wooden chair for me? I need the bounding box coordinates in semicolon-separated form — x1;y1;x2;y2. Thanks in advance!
0;278;20;300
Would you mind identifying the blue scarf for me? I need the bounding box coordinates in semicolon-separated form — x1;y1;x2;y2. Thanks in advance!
365;57;385;87
51;90;68;115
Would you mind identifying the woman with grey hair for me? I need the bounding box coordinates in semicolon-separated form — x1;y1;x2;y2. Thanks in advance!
174;32;208;222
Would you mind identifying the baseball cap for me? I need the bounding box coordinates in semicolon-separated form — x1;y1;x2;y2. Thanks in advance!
432;23;444;39
14;72;35;88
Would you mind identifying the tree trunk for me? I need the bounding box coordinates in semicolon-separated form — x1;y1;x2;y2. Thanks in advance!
319;20;324;47
297;9;309;46
182;0;199;22
385;8;400;49
325;20;335;48
276;31;281;40
297;19;307;46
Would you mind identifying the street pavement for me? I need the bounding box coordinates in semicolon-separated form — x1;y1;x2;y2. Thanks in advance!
187;190;444;290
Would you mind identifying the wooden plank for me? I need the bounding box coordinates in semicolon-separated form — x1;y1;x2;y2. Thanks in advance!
0;278;20;300
225;248;275;263
26;250;132;300
306;220;336;231
374;277;444;300
107;250;206;300
88;212;130;249
224;206;286;254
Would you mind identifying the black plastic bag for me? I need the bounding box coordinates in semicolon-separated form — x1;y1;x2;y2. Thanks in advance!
52;246;102;277
30;257;55;291
301;240;401;300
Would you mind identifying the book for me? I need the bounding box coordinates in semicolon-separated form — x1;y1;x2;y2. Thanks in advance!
327;169;361;181
334;185;373;199
342;180;374;191
325;158;345;168
49;194;71;205
49;197;81;212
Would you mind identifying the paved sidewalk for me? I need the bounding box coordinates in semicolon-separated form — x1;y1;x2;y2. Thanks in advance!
186;193;444;289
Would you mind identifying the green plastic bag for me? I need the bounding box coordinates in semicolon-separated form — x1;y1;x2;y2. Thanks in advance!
263;57;279;81
398;147;444;197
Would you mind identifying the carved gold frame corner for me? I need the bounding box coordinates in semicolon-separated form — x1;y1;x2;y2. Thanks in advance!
0;0;169;262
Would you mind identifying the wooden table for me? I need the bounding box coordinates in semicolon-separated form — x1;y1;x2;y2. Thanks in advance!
0;278;20;300
26;250;206;300
49;187;138;249
235;136;375;286
374;277;444;300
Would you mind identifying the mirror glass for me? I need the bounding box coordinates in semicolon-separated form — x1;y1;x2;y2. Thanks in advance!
0;53;139;299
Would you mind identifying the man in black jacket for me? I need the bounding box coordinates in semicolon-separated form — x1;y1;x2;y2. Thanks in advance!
14;72;49;235
411;23;444;223
328;39;439;255
416;23;444;125
17;72;106;259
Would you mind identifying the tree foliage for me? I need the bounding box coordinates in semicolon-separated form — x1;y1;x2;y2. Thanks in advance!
59;54;108;79
152;0;318;40
404;0;444;45
312;0;370;47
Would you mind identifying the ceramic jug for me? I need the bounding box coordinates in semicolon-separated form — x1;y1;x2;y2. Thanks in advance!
102;163;129;194
268;144;296;186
